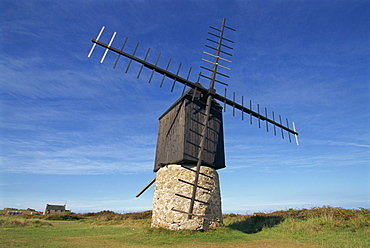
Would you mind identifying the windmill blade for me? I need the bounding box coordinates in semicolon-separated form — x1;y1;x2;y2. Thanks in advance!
91;38;298;137
160;58;172;87
279;115;284;139
187;92;215;219
257;104;261;128
180;19;235;218
265;107;269;132
100;32;116;63
125;42;140;73
87;26;105;58
272;111;276;136
89;19;298;139
171;62;182;92
181;67;192;95
212;92;298;136
148;53;161;83
137;47;151;78
91;39;202;89
293;122;299;145
286;118;292;143
201;18;234;89
241;96;244;120
233;92;236;116
113;37;128;68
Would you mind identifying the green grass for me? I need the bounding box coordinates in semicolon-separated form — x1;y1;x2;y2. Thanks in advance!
0;217;53;228
0;209;41;215
0;207;368;247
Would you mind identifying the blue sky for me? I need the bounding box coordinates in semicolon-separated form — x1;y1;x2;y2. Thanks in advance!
1;0;369;214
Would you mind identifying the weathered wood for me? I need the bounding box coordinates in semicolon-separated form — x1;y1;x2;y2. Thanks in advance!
135;177;156;197
154;88;225;172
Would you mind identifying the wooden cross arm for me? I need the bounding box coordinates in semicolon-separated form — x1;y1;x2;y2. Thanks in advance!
213;92;298;135
91;39;208;93
91;39;298;137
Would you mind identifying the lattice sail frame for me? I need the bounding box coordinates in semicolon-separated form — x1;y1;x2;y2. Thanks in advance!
88;18;299;218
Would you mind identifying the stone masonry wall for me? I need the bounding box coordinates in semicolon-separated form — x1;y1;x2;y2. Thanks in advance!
151;164;222;230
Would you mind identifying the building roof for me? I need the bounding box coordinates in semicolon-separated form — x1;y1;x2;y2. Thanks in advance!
45;204;66;210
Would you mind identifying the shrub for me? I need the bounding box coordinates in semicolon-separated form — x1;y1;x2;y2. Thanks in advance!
0;217;53;228
43;212;81;221
224;206;370;234
78;210;152;225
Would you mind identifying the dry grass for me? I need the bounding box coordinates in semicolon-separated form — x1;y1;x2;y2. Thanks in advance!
0;217;53;228
0;207;368;247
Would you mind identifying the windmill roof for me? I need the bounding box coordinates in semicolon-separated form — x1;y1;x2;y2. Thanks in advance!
159;84;222;119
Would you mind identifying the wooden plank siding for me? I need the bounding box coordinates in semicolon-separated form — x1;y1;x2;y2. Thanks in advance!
154;89;225;172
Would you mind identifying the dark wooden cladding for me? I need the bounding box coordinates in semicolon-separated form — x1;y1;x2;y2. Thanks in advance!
154;88;225;172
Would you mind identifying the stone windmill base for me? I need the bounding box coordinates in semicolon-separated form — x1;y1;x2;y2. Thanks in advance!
151;164;222;230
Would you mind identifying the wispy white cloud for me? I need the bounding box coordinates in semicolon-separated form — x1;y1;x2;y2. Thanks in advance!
223;133;369;174
1;92;158;175
59;197;153;213
306;139;370;148
1;139;156;175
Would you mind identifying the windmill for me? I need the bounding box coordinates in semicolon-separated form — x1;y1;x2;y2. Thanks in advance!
87;18;299;230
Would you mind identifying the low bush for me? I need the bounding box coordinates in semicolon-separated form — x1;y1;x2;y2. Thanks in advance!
0;217;52;228
223;206;370;234
43;212;81;221
79;210;152;225
82;210;151;220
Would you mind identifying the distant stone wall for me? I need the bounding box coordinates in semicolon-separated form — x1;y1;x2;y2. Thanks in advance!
151;164;222;230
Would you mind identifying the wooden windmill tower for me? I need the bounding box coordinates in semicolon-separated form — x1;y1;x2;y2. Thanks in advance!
88;18;299;230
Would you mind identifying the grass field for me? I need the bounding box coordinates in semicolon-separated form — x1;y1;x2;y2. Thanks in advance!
0;207;369;247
